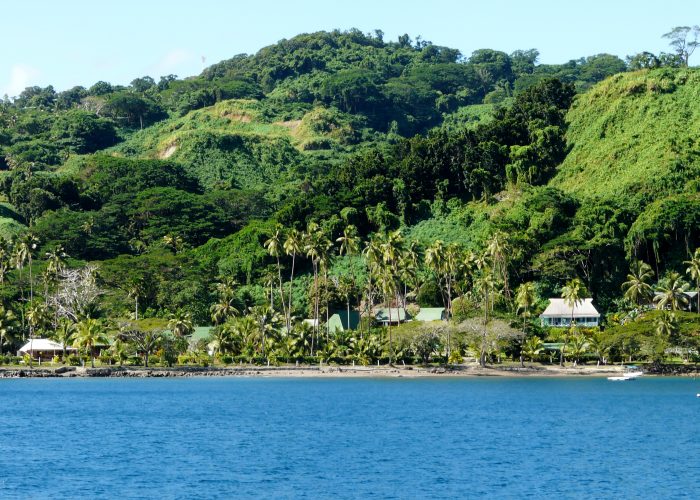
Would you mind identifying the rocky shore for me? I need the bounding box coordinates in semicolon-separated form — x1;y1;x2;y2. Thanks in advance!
0;363;643;378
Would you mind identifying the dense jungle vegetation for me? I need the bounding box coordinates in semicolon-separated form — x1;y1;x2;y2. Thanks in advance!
1;27;700;367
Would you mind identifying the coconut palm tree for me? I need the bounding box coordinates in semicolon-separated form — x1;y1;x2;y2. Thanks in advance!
362;236;383;338
304;223;325;342
167;309;194;338
336;224;360;260
212;322;242;355
210;298;239;326
74;318;110;368
283;228;303;331
123;328;162;367
0;305;16;355
566;334;589;366
378;266;398;365
560;278;584;366
43;245;67;297
515;282;537;367
588;332;610;366
684;248;700;314
425;239;446;307
654;271;689;311
521;336;544;362
248;305;283;360
264;226;288;323
622;260;654;308
655;310;679;338
336;224;361;328
162;234;184;253
486;231;510;299
53;319;75;361
109;337;130;366
126;278;145;321
474;269;499;367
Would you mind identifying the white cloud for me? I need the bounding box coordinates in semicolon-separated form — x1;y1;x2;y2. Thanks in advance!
2;64;41;98
148;49;195;77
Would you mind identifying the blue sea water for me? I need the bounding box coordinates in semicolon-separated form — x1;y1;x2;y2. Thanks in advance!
1;377;699;499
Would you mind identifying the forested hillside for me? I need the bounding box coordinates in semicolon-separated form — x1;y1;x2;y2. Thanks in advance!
0;28;698;364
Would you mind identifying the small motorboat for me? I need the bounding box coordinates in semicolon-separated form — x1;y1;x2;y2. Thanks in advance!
608;366;643;381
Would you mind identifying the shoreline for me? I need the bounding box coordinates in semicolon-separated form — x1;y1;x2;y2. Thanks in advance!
1;363;695;378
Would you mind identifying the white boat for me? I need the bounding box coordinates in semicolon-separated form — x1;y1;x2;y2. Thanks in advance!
608;367;643;381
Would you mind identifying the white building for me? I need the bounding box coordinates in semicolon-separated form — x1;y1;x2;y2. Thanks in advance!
540;298;600;327
18;339;77;360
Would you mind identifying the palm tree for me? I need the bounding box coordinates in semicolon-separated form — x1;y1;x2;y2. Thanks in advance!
304;223;323;343
336;224;361;329
44;245;67;297
521;336;544;362
622;260;654;307
684;248;700;313
486;231;510;299
210;299;239;326
167;310;194;338
588;332;610;366
362;236;383;338
283;228;303;332
655;311;679;338
26;302;50;368
123;328;162;367
210;279;239;325
109;337;130;366
53;319;76;361
654;272;689;311
233;315;261;358
248;305;283;360
566;334;589;367
162;234;184;253
212;322;242;355
425;239;446;308
560;278;584;366
74;318;110;368
336;224;360;260
379;266;398;364
0;305;16;355
515;282;537;367
264;225;288;325
126;279;145;321
474;269;498;367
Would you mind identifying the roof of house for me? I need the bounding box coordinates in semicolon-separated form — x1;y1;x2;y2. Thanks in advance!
188;326;211;342
327;311;361;332
414;307;446;322
19;339;76;353
540;298;600;318
653;291;698;298
375;308;406;322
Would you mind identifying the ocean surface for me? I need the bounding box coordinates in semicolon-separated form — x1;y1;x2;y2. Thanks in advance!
1;376;699;499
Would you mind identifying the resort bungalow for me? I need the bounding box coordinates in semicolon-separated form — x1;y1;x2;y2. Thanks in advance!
374;308;407;325
326;311;361;332
374;306;447;326
18;339;76;361
540;298;600;328
413;307;447;322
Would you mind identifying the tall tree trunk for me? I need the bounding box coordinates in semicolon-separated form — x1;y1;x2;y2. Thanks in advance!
287;253;296;333
276;256;287;328
388;302;392;366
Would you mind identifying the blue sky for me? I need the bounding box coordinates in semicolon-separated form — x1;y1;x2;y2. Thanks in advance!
1;0;698;96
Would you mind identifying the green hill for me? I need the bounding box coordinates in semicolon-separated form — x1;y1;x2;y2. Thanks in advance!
552;68;700;202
